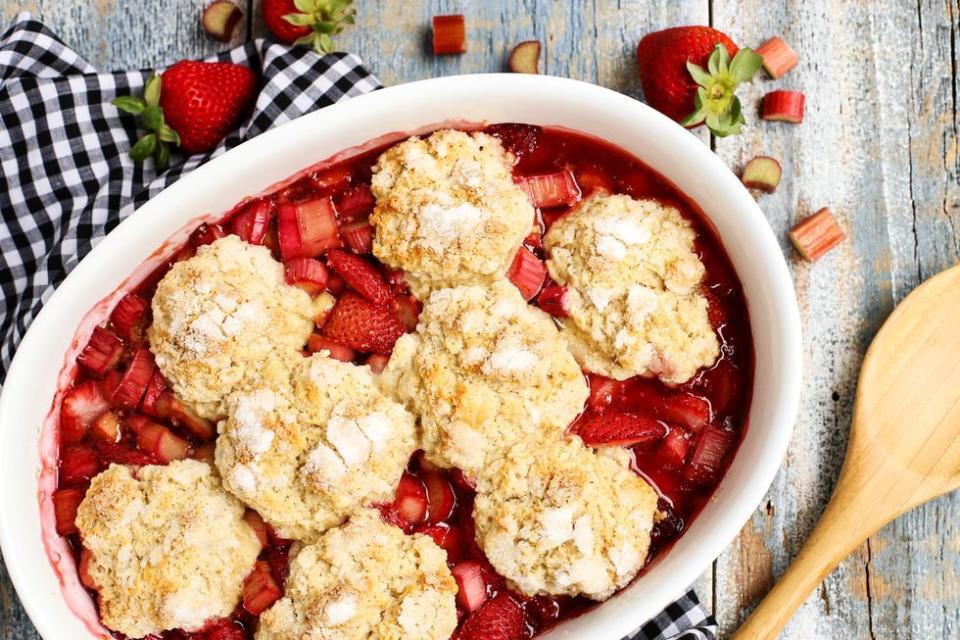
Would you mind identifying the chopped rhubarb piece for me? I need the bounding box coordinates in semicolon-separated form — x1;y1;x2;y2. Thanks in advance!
415;524;465;564
190;222;227;247
78;549;98;590
59;445;102;486
90;412;121;443
201;619;246;640
394;294;421;330
572;410;667;447
277;202;303;260
509;40;541;74
110;293;149;342
660;427;691;468
741;156;782;193
789;207;845;261
77;327;124;376
326;273;346;296
705;358;740;416
243;510;270;548
322;292;405;354
684;425;734;485
52;487;85;536
506;247;547;301
60;381;111;444
423;471;456;523
110;348;155;409
432;14;466;55
311;165;352;192
366;353;389;374
325;249;393;306
393;473;428;526
154;392;216;441
139;369;167;416
334;185;375;221
756;36;798;79
340;219;374;254
190;442;216;464
306;334;357;362
242;560;282;615
761;90;805;123
575;165;614;194
458;593;526;640
452;560;490;612
201;0;243;42
278;197;342;260
524;228;543;250
136;423;191;463
93;441;156;466
518;169;581;208
535;284;569;317
284;257;328;295
658;392;711;432
123;413;153;434
229;199;273;245
587;375;618;413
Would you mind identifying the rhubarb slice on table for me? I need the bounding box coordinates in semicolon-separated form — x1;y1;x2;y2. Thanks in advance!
509;40;542;74
432;14;466;55
201;0;243;42
762;90;805;123
755;36;798;79
789;207;845;261
740;156;782;193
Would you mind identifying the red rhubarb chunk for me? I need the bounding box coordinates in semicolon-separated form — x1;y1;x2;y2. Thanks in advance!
321;292;405;355
340;219;374;254
572;410;667;447
154;392;216;441
242;560;282;615
52;487;85;536
451;560;490;612
60;381;111;444
136;423;191;463
229;199;273;245
535;284;569;318
89;412;121;443
110;348;156;409
365;353;389;375
76;327;124;376
518;169;581;208
756;36;798;79
311;165;352;192
78;549;98;590
278;197;342;261
458;593;526;640
506;247;547;301
432;14;466;55
393;472;428;526
59;445;103;486
190;222;226;247
659;427;691;468
789;207;845;261
334;185;375;221
325;249;393;307
92;441;156;466
423;471;456;523
684;425;734;485
306;334;357;362
110;293;149;343
761;90;805;123
139;369;168;417
284;257;329;295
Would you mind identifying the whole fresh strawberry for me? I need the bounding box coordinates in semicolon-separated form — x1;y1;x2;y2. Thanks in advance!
637;26;762;136
262;0;355;53
112;61;256;166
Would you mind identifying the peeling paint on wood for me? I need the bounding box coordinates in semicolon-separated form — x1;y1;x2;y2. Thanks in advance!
2;1;959;639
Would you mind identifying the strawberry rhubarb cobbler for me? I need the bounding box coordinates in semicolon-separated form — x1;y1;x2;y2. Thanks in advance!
49;124;753;639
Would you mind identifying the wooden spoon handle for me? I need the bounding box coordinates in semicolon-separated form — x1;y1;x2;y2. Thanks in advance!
733;493;875;640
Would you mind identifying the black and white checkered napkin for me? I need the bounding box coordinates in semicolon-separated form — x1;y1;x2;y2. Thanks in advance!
0;13;717;640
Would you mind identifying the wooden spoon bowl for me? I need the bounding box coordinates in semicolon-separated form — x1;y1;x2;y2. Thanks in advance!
734;264;960;639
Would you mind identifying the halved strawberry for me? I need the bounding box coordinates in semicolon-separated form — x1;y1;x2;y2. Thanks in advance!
571;411;667;447
340;219;374;254
110;293;149;343
190;222;227;247
394;295;421;330
284;257;328;295
393;472;428;526
451;560;490;612
326;273;346;296
78;549;98;591
139;369;168;417
229;199;273;245
415;523;465;564
506;247;546;301
365;353;390;374
325;249;393;307
110;348;156;409
89;412;121;443
60;381;111;444
52;487;85;536
458;593;526;640
154;392;216;441
517;169;581;208
59;445;103;486
306;334;357;362
423;471;456;523
321;292;405;355
136;423;191;463
535;284;569;318
76;327;124;376
334;185;375;221
242;560;282;615
684;425;734;485
243;510;270;548
277;197;342;260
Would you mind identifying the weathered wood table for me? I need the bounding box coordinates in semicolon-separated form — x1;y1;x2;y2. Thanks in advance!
2;1;958;638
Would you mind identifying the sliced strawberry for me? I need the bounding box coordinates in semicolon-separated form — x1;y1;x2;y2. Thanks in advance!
76;327;124;376
89;412;121;443
451;560;490;612
139;369;168;417
154;392;216;441
415;523;465;564
110;348;155;409
92;440;156;466
321;292;405;355
242;560;282;615
326;273;346;296
243;510;270;548
284;257;328;295
190;222;227;247
334;185;375;221
325;249;393;306
660;427;690;468
136;423;191;463
394;294;421;330
52;487;85;536
393;472;428;526
60;381;111;444
423;471;456;523
110;293;149;343
306;334;357;362
586;375;618;413
365;353;390;374
59;445;103;486
572;411;667;447
278;197;342;260
340;219;374;254
229;199;273;245
506;247;546;301
78;549;98;591
684;425;734;485
659;393;711;432
517;169;581;208
458;593;526;640
535;284;569;318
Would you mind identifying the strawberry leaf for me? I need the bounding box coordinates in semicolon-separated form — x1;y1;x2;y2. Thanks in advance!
111;96;146;115
154;141;170;170
283;12;314;26
141;105;164;130
729;48;764;83
157;124;181;145
144;75;162;108
130;134;157;161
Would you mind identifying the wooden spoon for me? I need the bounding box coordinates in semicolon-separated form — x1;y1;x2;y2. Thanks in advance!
734;264;960;640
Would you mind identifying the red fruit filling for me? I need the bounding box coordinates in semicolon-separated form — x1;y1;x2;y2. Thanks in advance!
517;169;581;208
77;327;124;376
283;257;328;295
506;247;547;301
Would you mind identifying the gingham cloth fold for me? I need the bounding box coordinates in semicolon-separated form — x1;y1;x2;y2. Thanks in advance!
0;13;717;640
